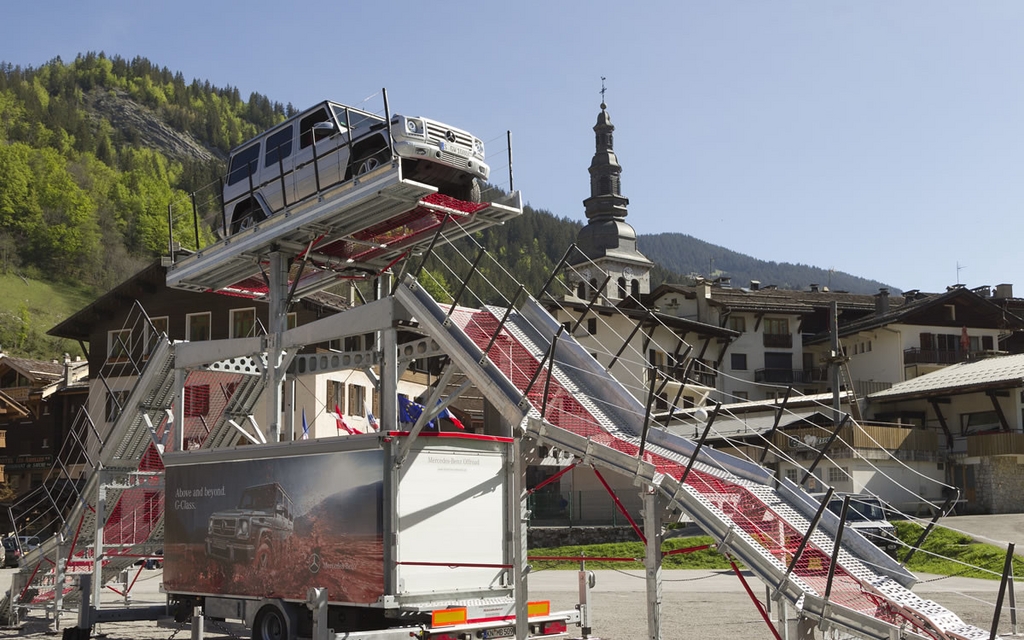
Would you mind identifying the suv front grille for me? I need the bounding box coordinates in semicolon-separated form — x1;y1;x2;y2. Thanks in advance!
425;122;472;148
211;519;236;536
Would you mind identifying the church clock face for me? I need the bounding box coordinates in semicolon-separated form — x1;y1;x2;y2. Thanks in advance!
582;269;591;282
623;266;633;279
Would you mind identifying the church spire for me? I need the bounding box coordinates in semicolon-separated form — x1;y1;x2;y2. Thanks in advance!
569;85;653;302
583;95;629;222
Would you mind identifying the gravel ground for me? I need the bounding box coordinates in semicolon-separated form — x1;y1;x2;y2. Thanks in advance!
0;568;1017;640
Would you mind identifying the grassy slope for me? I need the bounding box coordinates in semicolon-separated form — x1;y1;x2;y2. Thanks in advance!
529;526;1024;580
0;273;95;360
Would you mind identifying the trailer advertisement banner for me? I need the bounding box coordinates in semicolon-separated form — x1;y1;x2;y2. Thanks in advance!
163;448;384;603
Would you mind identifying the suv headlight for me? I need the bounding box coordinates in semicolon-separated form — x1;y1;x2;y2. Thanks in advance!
237;519;250;539
473;138;485;158
405;118;424;136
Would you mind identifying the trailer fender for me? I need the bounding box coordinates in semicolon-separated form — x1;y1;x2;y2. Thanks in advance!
249;598;299;640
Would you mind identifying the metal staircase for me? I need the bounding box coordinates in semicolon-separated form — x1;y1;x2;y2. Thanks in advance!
393;275;1002;640
2;313;267;619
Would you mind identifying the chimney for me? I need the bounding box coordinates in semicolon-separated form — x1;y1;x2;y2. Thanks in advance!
750;280;760;291
903;289;919;303
809;283;819;293
875;287;890;316
696;281;712;323
994;283;1014;299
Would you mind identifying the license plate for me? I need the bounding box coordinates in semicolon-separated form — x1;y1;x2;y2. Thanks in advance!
210;539;227;549
439;142;470;157
481;626;515;638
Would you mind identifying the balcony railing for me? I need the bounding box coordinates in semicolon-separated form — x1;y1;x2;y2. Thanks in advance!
754;368;811;384
777;423;937;457
903;348;967;366
763;333;793;348
649;363;716;388
966;431;1024;457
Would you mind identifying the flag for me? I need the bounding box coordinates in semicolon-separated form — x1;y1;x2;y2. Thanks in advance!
301;408;309;440
437;403;465;430
366;410;379;431
398;396;434;429
335;404;358;435
960;326;970;354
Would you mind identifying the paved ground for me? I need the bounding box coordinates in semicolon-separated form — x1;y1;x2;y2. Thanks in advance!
0;567;1017;640
939;514;1024;557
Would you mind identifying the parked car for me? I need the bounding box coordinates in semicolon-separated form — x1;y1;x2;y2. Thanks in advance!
823;493;900;557
3;536;40;567
222;100;489;234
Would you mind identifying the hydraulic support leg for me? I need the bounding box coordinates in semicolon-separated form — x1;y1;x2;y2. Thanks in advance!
643;488;662;640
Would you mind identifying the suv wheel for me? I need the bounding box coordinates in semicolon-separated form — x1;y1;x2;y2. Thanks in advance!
353;149;390;177
255;540;272;571
231;203;267;234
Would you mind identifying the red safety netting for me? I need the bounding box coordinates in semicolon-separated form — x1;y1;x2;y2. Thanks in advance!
313;193;489;263
451;307;897;622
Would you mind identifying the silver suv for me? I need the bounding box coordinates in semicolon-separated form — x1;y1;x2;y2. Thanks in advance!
825;493;900;557
222;100;489;234
205;482;294;569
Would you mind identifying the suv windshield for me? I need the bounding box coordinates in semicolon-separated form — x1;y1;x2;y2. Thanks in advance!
239;485;279;510
828;497;887;522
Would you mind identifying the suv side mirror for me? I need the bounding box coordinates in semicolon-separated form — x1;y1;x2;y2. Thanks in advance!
312;121;338;141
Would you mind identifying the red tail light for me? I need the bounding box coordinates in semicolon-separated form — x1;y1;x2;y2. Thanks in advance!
541;620;567;635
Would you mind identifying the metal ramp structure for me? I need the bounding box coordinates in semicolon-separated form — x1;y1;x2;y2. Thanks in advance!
393;274;1004;640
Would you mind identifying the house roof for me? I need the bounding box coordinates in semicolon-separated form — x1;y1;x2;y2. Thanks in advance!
49;260;350;342
868;353;1024;402
0;356;64;381
804;286;1024;345
552;298;738;340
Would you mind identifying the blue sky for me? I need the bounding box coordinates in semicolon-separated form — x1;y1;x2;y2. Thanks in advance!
4;1;1024;293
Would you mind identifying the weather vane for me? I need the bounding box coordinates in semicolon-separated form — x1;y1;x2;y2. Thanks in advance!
600;77;607;105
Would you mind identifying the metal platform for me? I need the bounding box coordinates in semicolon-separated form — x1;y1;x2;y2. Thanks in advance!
166;161;522;299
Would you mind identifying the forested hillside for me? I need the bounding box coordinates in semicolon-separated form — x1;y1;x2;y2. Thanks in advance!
0;52;889;359
638;233;893;295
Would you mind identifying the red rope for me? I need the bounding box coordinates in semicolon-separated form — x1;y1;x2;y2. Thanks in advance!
591;466;646;544
730;559;782;640
527;460;579;496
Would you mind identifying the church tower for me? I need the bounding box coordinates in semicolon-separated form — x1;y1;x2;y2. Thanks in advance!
568;99;653;302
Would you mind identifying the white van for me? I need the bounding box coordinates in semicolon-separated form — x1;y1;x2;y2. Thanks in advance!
222;100;489;234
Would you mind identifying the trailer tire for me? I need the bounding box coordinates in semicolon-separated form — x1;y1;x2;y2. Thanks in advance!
252;604;288;640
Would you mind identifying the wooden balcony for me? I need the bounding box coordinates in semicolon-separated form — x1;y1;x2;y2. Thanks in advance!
966;431;1024;457
777;423;937;457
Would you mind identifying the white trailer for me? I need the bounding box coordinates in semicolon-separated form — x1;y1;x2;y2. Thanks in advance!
163;432;577;640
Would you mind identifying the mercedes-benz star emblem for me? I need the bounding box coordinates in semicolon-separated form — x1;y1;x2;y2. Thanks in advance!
445;130;457;143
308;553;322;574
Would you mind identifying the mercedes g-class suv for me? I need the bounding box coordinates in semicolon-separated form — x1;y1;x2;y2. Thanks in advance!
222;100;489;234
824;493;900;557
205;482;294;569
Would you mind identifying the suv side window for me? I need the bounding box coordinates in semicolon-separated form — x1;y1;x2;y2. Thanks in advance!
264;126;293;169
299;107;331;149
227;144;260;186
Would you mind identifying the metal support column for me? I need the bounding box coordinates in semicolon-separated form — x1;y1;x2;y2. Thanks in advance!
91;472;107;624
381;328;398;431
643;487;662;640
512;438;528;640
266;251;289;442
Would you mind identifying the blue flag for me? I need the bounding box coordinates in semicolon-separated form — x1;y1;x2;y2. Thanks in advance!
301;408;309;440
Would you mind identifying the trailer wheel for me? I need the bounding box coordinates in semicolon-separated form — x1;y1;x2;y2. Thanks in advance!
252;604;288;640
